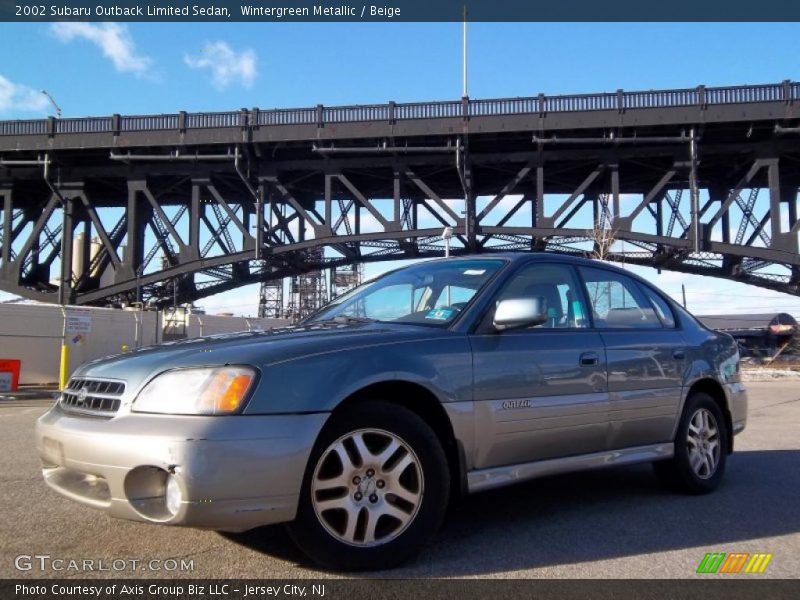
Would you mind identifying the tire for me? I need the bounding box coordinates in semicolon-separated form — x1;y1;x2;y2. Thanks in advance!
653;392;729;494
287;401;450;571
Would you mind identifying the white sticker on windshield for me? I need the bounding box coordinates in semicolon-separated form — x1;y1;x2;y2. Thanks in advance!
463;269;486;275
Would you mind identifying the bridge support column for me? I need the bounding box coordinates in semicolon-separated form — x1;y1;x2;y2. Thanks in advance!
708;185;730;244
188;180;203;262
610;164;620;223
772;161;799;255
534;165;545;230
119;181;152;284
463;160;477;251
57;191;75;305
0;185;11;279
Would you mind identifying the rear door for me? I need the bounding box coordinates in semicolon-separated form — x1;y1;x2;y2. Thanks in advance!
577;266;685;450
469;262;608;469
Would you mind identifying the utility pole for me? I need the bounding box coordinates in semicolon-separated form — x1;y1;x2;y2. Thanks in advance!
462;5;468;98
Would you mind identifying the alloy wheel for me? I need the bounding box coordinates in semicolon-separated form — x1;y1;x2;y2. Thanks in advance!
686;408;721;480
311;428;424;547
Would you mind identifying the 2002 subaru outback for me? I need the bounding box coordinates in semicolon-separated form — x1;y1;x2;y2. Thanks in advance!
36;254;747;570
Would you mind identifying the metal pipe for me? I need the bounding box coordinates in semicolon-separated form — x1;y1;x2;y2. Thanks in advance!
689;127;701;253
59;305;69;391
454;138;471;247
531;135;691;145
312;145;457;155
775;124;800;134
109;151;235;161
0;159;51;166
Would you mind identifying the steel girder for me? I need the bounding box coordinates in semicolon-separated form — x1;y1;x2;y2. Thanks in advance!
1;128;799;307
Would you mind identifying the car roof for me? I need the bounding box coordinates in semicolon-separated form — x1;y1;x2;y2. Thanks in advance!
428;252;664;294
432;251;626;271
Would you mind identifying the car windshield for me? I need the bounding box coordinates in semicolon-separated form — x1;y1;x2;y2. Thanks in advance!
304;259;506;326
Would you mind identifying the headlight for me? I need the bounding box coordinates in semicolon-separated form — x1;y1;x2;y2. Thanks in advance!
133;366;256;415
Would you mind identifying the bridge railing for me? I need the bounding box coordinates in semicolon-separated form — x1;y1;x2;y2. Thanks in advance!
55;117;114;134
258;108;316;126
186;112;242;129
0;81;795;136
395;101;462;120
624;88;698;109
706;83;783;104
120;114;179;132
470;97;539;116
0;119;48;136
324;104;389;123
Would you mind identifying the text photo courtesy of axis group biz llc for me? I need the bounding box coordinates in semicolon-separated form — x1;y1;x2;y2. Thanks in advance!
0;1;800;599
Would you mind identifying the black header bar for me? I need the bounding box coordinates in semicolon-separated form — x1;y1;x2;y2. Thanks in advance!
2;0;800;22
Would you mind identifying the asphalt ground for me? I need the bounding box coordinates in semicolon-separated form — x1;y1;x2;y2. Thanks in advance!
0;382;797;579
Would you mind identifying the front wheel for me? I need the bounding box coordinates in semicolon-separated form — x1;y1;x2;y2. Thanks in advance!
653;392;729;494
287;402;450;570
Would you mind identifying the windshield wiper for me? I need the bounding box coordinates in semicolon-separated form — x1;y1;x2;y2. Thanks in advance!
308;315;377;326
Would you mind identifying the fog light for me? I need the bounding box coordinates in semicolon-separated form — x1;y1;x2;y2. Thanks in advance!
165;474;182;516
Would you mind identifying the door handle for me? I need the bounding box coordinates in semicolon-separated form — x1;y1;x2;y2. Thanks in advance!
580;352;599;366
672;348;686;360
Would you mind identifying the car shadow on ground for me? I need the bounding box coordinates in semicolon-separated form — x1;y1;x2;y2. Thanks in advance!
221;449;800;576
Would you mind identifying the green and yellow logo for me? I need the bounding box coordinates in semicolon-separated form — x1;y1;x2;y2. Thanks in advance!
697;552;773;574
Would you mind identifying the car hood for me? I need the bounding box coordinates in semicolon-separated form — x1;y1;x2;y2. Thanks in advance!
73;322;452;391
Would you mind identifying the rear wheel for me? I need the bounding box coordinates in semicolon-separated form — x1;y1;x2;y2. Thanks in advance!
653;392;728;494
287;402;449;570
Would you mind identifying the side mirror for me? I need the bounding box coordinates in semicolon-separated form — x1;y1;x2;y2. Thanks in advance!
493;297;548;331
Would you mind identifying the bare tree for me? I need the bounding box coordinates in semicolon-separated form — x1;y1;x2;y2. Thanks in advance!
586;194;619;262
587;217;617;262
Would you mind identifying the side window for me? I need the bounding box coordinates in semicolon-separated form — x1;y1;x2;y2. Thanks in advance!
641;286;677;328
579;267;662;329
495;264;589;329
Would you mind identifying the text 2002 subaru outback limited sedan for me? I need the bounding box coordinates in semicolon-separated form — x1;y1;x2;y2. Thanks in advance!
37;254;747;570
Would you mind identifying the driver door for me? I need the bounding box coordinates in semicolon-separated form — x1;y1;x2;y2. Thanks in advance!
469;262;609;469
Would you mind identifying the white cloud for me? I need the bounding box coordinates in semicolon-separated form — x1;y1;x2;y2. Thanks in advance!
50;23;151;75
185;42;257;90
0;75;49;114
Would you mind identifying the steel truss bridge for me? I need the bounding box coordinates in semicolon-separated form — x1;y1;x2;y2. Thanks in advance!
1;80;799;307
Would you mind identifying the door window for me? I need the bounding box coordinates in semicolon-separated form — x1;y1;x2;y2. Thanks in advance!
579;267;662;329
641;286;677;328
494;264;589;329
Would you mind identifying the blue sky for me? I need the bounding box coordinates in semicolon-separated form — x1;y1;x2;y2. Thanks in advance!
1;22;799;317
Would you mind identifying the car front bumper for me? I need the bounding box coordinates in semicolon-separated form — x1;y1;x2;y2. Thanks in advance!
36;405;328;532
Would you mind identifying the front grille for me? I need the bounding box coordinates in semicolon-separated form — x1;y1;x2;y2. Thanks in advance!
60;378;126;417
